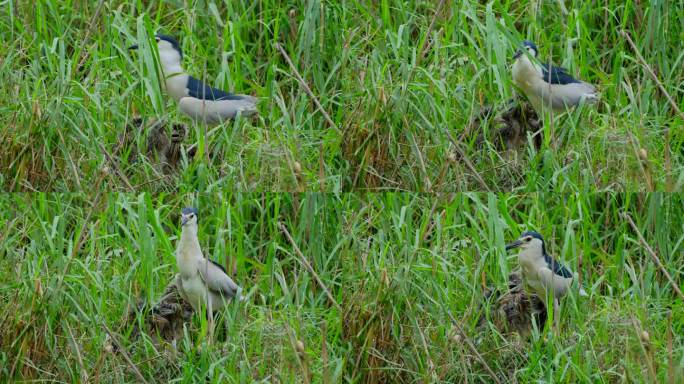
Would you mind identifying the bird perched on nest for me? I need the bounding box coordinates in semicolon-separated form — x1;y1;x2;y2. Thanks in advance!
175;207;242;336
129;34;258;124
505;231;580;328
512;40;598;114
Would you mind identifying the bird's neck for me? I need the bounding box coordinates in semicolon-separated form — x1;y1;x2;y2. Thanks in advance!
178;226;202;263
518;249;544;271
158;50;185;78
157;53;188;101
160;62;184;78
512;56;542;86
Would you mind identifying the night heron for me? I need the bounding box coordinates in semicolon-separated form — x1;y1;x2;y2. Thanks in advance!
129;34;258;124
175;207;241;336
505;231;575;328
512;40;598;114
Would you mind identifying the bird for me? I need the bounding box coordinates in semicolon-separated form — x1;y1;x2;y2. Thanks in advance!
175;207;241;323
505;231;575;328
512;40;598;114
129;34;257;124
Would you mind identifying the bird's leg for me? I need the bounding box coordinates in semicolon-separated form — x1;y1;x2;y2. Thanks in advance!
553;299;560;330
207;299;215;344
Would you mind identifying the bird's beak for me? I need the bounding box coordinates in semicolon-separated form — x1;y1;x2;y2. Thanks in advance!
181;216;189;226
128;44;139;50
505;239;523;251
513;49;523;59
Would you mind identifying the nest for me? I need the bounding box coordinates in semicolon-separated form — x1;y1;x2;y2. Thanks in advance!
119;275;194;348
479;271;547;337
118;117;195;174
469;99;542;152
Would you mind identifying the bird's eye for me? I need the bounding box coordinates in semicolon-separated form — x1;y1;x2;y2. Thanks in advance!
525;236;532;242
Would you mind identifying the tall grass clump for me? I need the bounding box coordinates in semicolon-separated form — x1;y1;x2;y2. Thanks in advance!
1;1;681;191
1;192;682;382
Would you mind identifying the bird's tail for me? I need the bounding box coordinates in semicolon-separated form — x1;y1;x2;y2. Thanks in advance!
581;89;600;105
585;94;600;104
574;272;589;297
236;95;259;116
235;286;246;302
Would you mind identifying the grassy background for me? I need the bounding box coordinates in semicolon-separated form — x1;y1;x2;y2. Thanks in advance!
1;0;682;192
1;192;683;382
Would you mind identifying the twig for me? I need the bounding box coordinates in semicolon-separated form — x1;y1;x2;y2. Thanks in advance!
621;30;684;121
444;127;491;191
102;322;149;384
421;198;442;243
622;212;684;300
133;174;171;189
415;0;446;70
630;316;657;383
406;299;436;380
65;320;88;382
278;222;343;313
404;117;431;191
667;310;675;384
321;321;330;384
275;43;339;134
98;141;135;192
50;184;106;302
446;311;502;384
621;30;676;190
76;0;106;70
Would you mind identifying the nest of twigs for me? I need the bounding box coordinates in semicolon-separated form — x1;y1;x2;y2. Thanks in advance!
118;117;197;174
121;275;194;347
479;271;547;337
469;99;542;152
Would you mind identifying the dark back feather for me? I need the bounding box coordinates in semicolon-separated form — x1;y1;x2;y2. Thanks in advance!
187;76;246;101
540;64;580;85
544;254;573;278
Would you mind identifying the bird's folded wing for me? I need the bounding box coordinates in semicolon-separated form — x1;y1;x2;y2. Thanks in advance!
197;259;240;297
544;254;573;278
540;64;580;85
537;267;572;297
187;76;246;101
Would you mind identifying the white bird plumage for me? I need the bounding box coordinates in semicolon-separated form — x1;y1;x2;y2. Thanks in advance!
175;207;241;314
505;231;576;328
130;35;257;124
512;40;598;114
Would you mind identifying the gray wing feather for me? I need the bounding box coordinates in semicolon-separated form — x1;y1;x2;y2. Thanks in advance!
197;259;240;298
544;254;573;278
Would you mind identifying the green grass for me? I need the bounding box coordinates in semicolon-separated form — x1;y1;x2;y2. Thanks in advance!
1;192;683;382
1;1;683;382
1;1;682;191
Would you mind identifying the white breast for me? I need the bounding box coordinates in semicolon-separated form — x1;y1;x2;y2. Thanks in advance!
164;73;190;102
518;250;548;295
181;273;208;311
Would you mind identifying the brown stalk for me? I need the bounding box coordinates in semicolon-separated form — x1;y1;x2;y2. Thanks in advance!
278;222;343;313
622;212;684;300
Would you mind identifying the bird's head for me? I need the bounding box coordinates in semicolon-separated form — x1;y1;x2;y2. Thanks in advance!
180;207;199;227
505;230;545;257
513;40;538;60
128;34;183;65
154;34;183;59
